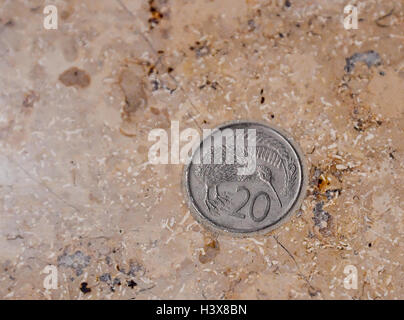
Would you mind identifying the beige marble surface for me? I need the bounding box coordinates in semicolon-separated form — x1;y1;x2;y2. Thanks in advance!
0;0;403;299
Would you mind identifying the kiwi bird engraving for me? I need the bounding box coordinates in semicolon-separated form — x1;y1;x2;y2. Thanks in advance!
193;132;288;215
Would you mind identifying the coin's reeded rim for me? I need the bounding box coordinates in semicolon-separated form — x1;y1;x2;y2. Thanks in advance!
182;120;308;237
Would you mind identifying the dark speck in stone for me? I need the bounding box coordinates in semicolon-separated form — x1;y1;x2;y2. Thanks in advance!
127;280;137;289
80;282;91;294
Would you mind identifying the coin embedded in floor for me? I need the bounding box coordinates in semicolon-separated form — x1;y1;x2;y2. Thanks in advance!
183;121;307;236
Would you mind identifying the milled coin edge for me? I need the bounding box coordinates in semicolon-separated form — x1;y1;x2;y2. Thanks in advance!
181;120;308;238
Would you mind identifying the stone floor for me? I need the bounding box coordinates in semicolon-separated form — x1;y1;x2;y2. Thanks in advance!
0;0;403;299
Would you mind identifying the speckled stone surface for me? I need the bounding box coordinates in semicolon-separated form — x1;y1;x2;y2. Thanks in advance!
0;0;403;299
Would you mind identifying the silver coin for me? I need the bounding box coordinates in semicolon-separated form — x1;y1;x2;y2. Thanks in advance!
183;120;307;236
